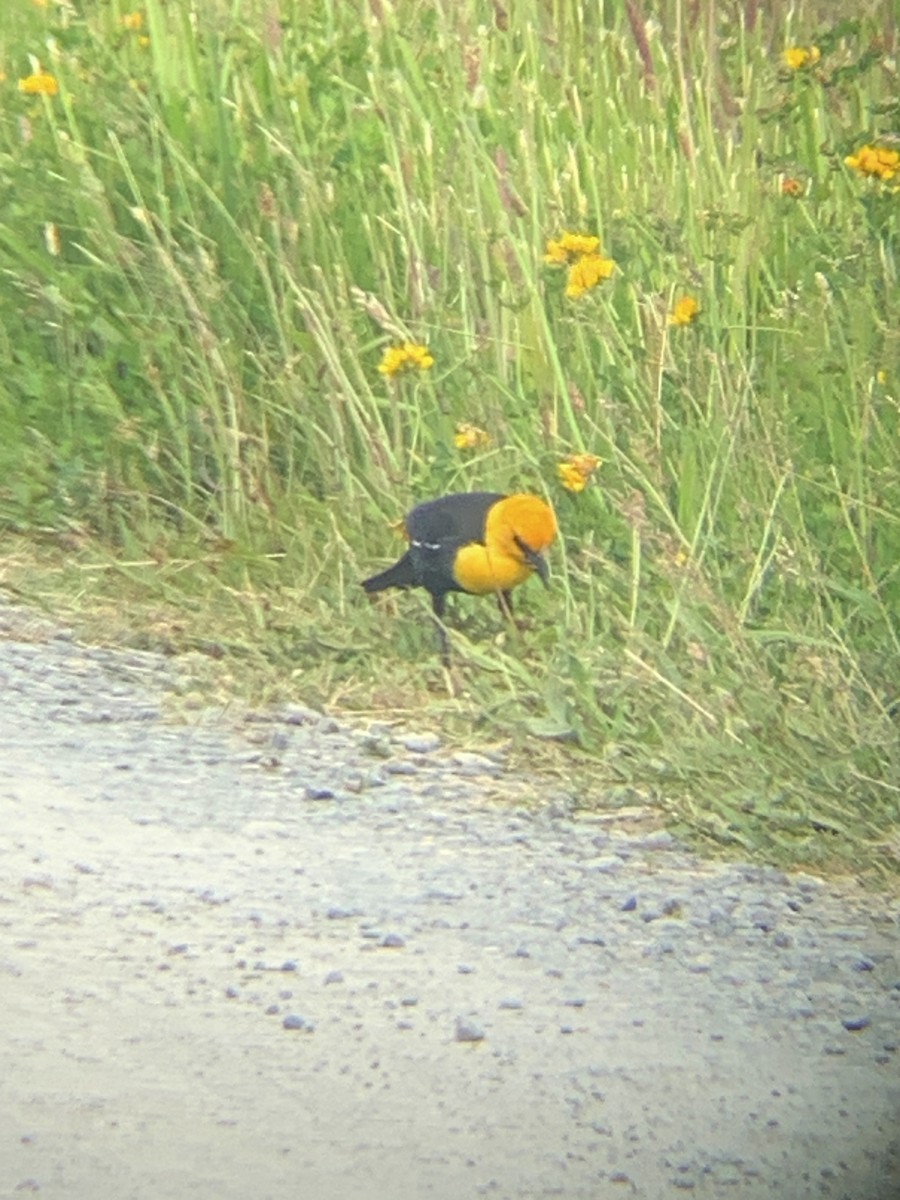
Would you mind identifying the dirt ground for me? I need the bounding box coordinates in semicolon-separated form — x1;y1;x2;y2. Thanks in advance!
1;604;898;1199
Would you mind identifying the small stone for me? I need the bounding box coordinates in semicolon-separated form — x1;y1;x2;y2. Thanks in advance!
280;960;298;972
455;1018;485;1043
563;998;586;1008
384;760;418;776
634;830;675;851
324;970;344;986
403;733;441;753
304;785;334;801
620;895;637;912
225;986;239;999
451;751;500;776
457;964;473;974
499;998;523;1010
360;735;392;758
687;957;713;975
282;1014;313;1032
281;705;317;725
380;933;405;949
842;1015;871;1032
400;996;418;1007
852;958;875;972
588;856;623;875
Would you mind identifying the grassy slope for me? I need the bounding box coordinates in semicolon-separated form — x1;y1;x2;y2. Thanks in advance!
0;0;897;877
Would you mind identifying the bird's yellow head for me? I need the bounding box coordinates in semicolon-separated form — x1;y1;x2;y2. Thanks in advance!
487;493;557;583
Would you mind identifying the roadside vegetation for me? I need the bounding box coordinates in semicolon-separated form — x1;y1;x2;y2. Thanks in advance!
1;0;897;876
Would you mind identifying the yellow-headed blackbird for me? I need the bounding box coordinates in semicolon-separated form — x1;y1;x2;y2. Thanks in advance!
362;491;557;662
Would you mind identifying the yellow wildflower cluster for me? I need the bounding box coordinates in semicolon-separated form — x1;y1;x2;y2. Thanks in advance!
18;71;58;96
544;232;615;300
844;144;899;182
377;342;434;377
557;452;601;494
122;11;144;30
668;296;700;326
453;423;491;451
783;46;820;71
544;233;600;263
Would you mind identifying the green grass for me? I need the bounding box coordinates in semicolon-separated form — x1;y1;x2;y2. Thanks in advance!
1;0;898;878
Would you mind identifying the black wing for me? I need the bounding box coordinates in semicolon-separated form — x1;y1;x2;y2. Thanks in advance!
404;492;505;599
405;492;504;547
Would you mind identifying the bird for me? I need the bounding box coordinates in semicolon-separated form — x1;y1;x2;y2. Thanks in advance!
361;491;557;663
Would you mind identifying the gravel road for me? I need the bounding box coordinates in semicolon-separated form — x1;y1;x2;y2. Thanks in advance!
1;601;898;1200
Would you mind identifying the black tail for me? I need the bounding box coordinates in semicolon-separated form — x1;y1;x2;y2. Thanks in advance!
361;551;416;594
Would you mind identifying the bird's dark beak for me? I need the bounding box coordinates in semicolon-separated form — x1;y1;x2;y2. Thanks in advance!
524;546;550;587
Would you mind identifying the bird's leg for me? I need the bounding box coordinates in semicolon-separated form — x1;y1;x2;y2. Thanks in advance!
431;593;451;666
497;589;527;633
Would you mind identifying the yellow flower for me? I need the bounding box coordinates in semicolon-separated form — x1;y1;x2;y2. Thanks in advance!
18;71;58;96
377;342;434;377
544;232;600;264
780;177;804;197
783;46;820;71
557;452;601;493
122;11;144;30
557;463;586;493
453;422;491;451
564;253;615;299
844;144;899;182
668;296;700;326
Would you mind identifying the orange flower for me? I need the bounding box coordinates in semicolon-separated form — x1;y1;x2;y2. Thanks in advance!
544;232;601;264
557;453;601;493
18;71;58;96
783;46;820;71
668;296;700;326
453;422;490;451
781;177;804;197
377;342;434;376
844;144;899;182
564;253;615;299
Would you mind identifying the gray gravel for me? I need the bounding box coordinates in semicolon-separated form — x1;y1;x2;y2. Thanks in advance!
1;601;898;1200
